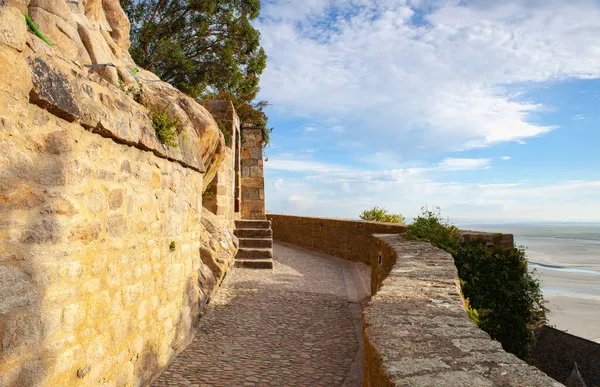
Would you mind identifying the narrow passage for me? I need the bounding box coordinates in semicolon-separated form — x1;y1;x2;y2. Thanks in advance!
152;242;369;387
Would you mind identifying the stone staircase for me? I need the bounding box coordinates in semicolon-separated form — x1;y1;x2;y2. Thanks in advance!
233;220;273;269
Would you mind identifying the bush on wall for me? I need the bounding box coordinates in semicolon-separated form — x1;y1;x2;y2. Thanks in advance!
359;206;406;224
406;206;547;360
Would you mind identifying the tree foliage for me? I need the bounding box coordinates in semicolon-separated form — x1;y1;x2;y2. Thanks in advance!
359;206;405;224
121;0;272;144
405;206;547;360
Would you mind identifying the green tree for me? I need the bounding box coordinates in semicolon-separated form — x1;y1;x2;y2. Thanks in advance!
359;206;405;224
121;0;272;144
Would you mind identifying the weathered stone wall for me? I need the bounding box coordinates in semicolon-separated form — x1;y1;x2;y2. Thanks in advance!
267;215;407;264
198;101;241;227
530;325;600;386
364;235;561;387
267;215;515;265
0;2;237;386
0;107;238;386
241;127;265;219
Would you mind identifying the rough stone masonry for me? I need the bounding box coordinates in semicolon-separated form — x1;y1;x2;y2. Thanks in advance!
0;1;240;386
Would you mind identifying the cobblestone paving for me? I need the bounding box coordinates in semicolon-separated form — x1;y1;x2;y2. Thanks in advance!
152;242;366;387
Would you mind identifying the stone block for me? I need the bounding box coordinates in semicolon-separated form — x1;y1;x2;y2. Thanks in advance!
85;189;105;215
43;130;74;155
0;46;32;100
0;7;27;51
28;57;81;122
109;189;124;209
107;213;128;237
1;311;43;357
0;185;45;212
20;219;63;244
62;302;86;332
69;220;101;242
243;178;264;188
40;195;78;216
250;148;262;160
241;166;250;178
242;189;260;201
0;266;38;315
249;166;263;177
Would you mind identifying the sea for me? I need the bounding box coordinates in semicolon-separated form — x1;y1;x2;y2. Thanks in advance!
458;223;600;342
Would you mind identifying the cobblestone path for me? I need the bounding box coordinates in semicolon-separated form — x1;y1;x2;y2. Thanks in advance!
152;242;370;387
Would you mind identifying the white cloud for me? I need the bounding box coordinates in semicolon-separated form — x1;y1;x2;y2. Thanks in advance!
303;126;316;132
265;158;345;173
257;0;600;154
500;156;511;160
265;158;600;221
572;114;586;120
435;158;491;171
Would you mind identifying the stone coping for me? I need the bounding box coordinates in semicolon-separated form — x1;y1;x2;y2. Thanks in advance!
363;234;562;386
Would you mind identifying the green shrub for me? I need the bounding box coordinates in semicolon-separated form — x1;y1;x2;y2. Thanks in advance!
359;206;405;224
126;84;144;103
404;206;461;255
151;107;179;147
405;206;547;360
455;239;547;359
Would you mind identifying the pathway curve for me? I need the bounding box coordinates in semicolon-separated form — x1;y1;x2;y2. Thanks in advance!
152;242;370;387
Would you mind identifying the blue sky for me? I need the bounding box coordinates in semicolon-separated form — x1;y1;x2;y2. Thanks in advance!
254;0;600;222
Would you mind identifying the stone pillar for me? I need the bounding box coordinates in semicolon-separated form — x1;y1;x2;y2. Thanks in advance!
197;101;242;226
241;127;266;219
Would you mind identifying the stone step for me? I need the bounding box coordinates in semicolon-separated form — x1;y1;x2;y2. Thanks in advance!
234;220;271;230
236;248;273;259
235;259;274;269
239;238;273;249
234;228;272;239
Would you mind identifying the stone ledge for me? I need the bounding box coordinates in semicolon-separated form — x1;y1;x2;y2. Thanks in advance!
22;52;213;173
363;234;562;387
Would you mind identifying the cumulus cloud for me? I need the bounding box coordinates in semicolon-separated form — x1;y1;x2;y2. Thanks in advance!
258;0;600;221
256;0;600;153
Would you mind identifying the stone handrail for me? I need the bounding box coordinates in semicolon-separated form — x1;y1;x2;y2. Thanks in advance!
364;234;562;386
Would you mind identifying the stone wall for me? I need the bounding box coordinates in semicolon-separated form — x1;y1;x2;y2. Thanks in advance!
241;127;266;219
267;215;515;265
530;325;600;386
364;234;561;386
0;108;238;386
0;2;237;386
199;101;241;227
267;215;407;264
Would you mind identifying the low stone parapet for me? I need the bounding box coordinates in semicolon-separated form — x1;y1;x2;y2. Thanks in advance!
267;215;407;264
364;234;561;386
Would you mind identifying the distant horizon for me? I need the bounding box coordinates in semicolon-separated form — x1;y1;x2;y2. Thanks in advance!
268;212;600;226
